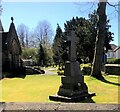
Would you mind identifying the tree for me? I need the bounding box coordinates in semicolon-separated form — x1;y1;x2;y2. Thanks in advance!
53;24;66;66
17;24;29;48
21;48;38;62
91;1;107;79
37;43;53;66
28;32;37;48
63;10;113;66
35;20;54;66
90;1;120;79
104;19;114;52
43;46;53;66
34;20;53;47
89;10;114;53
0;4;2;17
64;17;96;63
37;44;45;66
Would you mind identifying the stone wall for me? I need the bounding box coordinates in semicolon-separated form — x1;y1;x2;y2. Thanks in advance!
105;64;120;75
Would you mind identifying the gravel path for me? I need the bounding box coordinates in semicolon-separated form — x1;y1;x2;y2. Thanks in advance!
0;102;119;112
44;68;57;75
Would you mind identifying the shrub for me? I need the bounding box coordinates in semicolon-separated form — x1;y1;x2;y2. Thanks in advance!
57;63;92;75
57;70;64;75
81;66;91;75
107;58;120;64
80;63;92;75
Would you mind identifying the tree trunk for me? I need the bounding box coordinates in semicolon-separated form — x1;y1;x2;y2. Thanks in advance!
91;1;107;79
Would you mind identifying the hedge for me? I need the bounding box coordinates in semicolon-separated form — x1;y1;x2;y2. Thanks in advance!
107;58;120;64
80;63;92;75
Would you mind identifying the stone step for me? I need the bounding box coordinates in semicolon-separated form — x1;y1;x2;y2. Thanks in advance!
1;102;119;111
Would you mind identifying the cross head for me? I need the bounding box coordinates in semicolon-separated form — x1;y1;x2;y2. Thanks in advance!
67;30;78;62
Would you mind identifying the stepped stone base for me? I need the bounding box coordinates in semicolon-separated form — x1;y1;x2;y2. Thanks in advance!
49;61;95;102
50;79;96;102
49;93;95;102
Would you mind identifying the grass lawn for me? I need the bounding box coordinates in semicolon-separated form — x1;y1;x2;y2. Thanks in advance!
1;74;120;103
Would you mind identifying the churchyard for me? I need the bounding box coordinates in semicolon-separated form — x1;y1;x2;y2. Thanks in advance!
1;70;119;103
1;3;120;110
1;22;119;104
1;22;120;104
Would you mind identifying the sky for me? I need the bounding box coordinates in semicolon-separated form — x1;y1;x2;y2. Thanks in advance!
1;1;119;45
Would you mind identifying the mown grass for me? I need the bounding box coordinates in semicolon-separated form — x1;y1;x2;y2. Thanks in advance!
1;74;120;103
1;75;61;102
84;75;119;103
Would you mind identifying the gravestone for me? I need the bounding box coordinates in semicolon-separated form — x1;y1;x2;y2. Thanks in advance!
49;31;95;102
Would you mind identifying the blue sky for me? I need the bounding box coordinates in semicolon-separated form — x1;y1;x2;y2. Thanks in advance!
1;2;119;45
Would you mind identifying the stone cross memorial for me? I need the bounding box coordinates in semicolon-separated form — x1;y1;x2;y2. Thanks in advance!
49;31;95;102
64;31;81;77
67;31;78;62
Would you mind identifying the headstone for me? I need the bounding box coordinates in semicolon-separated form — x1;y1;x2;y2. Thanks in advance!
49;31;95;102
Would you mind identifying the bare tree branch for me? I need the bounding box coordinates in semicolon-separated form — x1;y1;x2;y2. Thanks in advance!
107;2;120;12
74;1;97;15
107;2;120;7
0;4;3;16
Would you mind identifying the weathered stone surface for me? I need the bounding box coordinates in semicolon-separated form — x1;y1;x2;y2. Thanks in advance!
57;87;88;97
49;93;95;102
67;31;79;62
64;61;83;76
2;102;119;111
61;76;84;84
0;102;5;112
105;64;120;75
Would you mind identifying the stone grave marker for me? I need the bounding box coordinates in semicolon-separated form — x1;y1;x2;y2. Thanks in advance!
49;31;95;102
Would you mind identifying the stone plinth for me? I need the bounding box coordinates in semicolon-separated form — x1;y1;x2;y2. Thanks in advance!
64;61;83;76
49;61;95;102
49;93;95;102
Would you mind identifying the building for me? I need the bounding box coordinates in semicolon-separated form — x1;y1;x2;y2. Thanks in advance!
0;17;24;76
114;46;120;58
106;44;117;58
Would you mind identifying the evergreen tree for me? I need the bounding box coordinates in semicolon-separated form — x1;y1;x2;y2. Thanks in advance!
53;24;67;66
63;14;114;63
64;17;95;63
38;43;45;66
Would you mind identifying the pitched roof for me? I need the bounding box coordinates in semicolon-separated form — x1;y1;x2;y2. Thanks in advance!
108;44;118;52
110;44;117;50
114;46;120;52
1;17;22;54
0;19;4;32
8;22;22;53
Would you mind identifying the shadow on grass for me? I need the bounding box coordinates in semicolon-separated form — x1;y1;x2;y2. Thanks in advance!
2;72;26;79
98;76;120;86
80;98;95;103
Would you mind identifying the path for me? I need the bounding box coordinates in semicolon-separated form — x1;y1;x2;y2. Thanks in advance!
43;67;58;75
